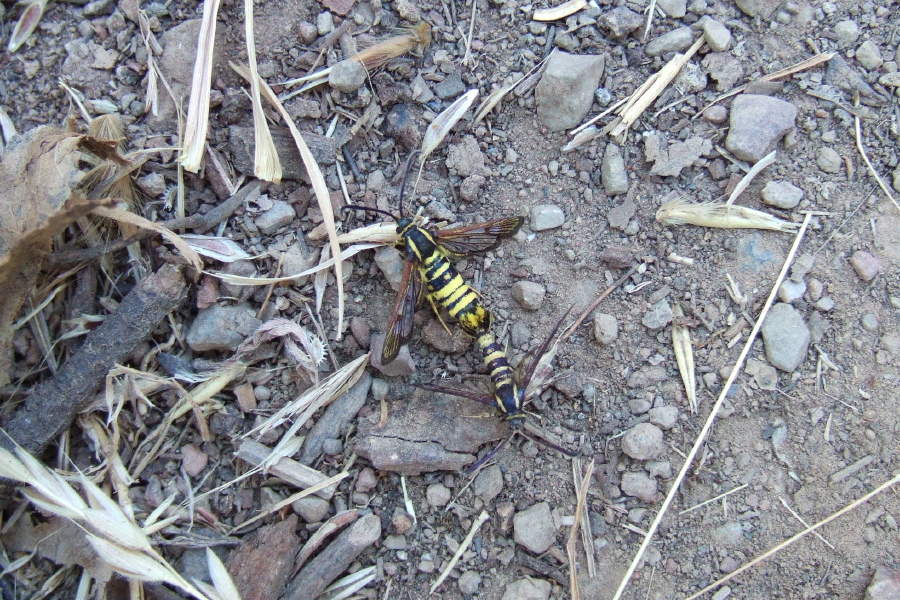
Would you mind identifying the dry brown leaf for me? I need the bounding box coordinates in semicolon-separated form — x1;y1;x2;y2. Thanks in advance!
0;127;117;386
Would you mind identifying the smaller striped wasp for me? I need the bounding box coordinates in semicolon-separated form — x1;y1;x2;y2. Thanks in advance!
421;309;577;471
344;153;523;364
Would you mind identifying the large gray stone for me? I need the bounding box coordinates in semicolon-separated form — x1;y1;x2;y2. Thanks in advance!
760;303;811;372
725;95;797;163
536;52;605;132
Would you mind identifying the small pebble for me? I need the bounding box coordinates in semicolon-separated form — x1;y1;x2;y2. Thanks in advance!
426;483;451;507
511;281;546;311
849;251;880;282
620;471;658;502
530;204;565;231
593;313;619;344
816;147;842;173
458;571;482;595
513;502;555;554
860;314;879;331
621;423;664;460
356;467;378;492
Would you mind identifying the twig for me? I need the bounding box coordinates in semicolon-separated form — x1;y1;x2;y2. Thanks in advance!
567;459;595;600
561;266;638;343
678;483;747;515
684;472;900;599
778;497;834;549
47;182;261;265
461;0;478;67
854;104;899;214
611;213;814;600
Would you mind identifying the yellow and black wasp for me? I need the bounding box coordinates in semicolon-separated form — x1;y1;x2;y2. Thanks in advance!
421;309;577;471
344;153;523;364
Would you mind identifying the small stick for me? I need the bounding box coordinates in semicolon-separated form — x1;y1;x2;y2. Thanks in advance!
567;459;595;600
678;483;747;515
561;265;638;343
430;510;490;593
235;439;339;499
611;213;813;600
685;472;900;600
854;105;899;214
778;497;834;549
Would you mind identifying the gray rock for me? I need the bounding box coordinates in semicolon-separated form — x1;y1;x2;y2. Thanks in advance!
62;39;120;98
826;54;878;98
703;52;744;91
292;496;330;523
701;18;732;52
648;406;679;430
370;334;416;376
725;95;797;163
282;240;320;286
745;358;778;390
356;467;378;492
642;299;673;330
647;460;672;479
136;172;167;197
84;0;114;16
219;260;258;299
734;0;781;18
849;251;881;282
446;135;484;177
351;317;371;348
647;136;712;177
778;279;807;303
316;11;334;35
807;278;823;302
621;423;664;460
435;73;465;99
593;313;619;344
621;472;658;502
882;332;900;356
426;483;451;507
370;378;389;402
880;72;900;87
657;0;686;18
536;51;605;132
501;578;552;600
856;41;884;71
601;144;629;195
627;366;668;388
675;62;708;93
530;204;565;230
762;180;804;209
329;59;367;92
607;198;637;230
186;304;260;352
297;21;318;45
383;534;407;550
628;397;652;415
460;174;487;202
703;105;728;123
790;253;815;282
645;27;694;57
511;281;546;311
865;566;900;600
600;7;644;38
458;571;482;595
861;313;879;331
323;438;343;455
513;502;555;554
834;20;860;46
374;246;405;291
761;303;811;372
473;464;504;502
367;169;387;192
256;201;296;234
229;126;337;180
712;521;743;547
817;147;842;173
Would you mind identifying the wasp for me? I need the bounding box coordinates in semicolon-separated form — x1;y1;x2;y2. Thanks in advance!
344;153;523;364
422;309;576;471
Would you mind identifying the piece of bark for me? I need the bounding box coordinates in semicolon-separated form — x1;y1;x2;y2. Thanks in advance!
293;510;359;574
299;372;371;465
1;264;187;458
283;513;381;600
226;515;300;600
353;389;506;474
235;439;338;499
228;126;336;181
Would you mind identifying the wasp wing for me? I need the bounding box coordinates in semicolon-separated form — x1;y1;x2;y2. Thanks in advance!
381;260;423;364
435;216;524;256
515;308;573;399
416;383;494;406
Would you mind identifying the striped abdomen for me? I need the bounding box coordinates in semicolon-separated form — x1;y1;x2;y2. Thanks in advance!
476;330;523;425
404;226;492;337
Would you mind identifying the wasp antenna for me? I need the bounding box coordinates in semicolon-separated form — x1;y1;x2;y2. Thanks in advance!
467;433;514;474
520;429;577;458
398;151;421;219
342;204;399;221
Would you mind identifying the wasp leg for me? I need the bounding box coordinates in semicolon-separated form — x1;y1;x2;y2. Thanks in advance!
425;293;454;334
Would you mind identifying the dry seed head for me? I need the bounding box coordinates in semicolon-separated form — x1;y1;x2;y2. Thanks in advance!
353;22;432;70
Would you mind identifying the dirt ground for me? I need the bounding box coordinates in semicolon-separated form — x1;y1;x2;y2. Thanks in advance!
1;0;899;598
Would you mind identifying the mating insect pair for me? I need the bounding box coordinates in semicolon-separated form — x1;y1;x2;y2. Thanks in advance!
344;153;574;467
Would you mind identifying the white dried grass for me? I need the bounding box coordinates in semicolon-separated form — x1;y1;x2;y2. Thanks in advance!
7;0;47;52
181;235;252;263
567;458;596;600
92;206;204;268
229;318;326;381
242;0;282;182
430;510;489;593
533;0;587;21
656;195;799;232
321;566;377;600
671;303;697;413
421;89;479;162
178;0;221;172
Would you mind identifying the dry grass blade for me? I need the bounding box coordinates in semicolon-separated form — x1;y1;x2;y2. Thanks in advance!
474;54;551;124
232;61;345;337
671;303;697;413
321;566;377;600
567;458;596;600
608;36;704;141
533;0;587;21
178;0;222;172
684;472;900;600
181;234;252;263
92;206;204;268
656;195;799;232
0;106;16;158
854;104;900;214
726;150;776;205
205;548;240;600
243;0;282;183
421;89;479;161
8;0;47;52
337;222;399;245
401;475;417;525
611;213;813;600
234;471;349;533
229;318;326;381
430;510;490;593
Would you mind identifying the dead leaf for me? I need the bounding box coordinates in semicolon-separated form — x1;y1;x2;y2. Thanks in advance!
0;126;115;386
